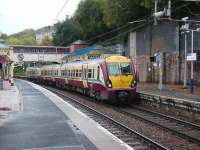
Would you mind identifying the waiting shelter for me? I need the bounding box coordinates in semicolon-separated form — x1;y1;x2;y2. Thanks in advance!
0;42;14;84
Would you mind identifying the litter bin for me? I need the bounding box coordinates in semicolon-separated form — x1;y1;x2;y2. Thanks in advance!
0;79;3;90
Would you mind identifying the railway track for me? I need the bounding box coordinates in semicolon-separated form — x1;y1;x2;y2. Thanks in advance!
115;106;200;145
45;86;168;150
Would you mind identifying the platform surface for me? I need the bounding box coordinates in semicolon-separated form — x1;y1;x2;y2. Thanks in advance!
0;80;97;150
137;82;200;102
0;80;133;150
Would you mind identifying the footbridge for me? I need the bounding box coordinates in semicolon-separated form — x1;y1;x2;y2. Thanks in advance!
11;45;70;64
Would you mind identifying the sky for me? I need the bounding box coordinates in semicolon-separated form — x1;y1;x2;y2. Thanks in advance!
0;0;81;35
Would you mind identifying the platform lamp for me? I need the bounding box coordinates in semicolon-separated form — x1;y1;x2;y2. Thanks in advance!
181;17;189;88
189;27;200;94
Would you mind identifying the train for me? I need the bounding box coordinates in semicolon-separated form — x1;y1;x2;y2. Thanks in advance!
26;56;137;103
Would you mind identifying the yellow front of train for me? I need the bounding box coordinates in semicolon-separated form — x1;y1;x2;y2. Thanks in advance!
106;56;136;89
105;56;137;103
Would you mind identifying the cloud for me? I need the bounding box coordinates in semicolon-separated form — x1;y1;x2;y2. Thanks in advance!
0;0;80;35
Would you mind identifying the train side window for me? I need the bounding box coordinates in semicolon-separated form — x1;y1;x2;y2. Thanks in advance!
68;70;71;77
92;68;94;78
66;70;68;77
72;70;74;77
83;68;87;79
76;70;78;78
88;69;92;78
97;66;100;80
79;69;82;78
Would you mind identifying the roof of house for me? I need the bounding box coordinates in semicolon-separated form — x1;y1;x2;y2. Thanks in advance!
71;40;88;45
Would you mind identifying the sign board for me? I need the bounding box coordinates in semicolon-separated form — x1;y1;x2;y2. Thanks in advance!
17;53;24;62
187;53;197;61
180;24;189;30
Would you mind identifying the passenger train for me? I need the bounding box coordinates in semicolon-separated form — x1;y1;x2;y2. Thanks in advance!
26;56;137;103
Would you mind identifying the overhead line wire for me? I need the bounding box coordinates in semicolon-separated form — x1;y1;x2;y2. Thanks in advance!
86;17;150;44
99;21;150;46
52;0;69;25
89;1;195;45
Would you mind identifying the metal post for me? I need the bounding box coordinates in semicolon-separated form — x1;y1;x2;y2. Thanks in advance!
168;0;171;18
183;33;187;88
159;52;163;90
154;0;158;25
56;47;58;62
190;30;194;94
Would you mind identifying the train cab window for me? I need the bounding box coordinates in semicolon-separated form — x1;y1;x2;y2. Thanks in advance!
107;63;120;76
120;63;132;75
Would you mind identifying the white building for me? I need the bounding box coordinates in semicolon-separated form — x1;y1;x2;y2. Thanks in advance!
35;26;54;45
11;45;70;63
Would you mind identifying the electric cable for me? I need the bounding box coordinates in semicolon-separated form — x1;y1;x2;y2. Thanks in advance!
52;0;69;25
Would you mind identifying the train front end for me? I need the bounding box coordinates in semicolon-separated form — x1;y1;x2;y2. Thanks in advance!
103;56;137;103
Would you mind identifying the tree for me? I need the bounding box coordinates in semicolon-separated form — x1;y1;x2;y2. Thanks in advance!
53;0;200;47
6;29;36;45
53;18;81;46
102;0;154;27
74;0;109;42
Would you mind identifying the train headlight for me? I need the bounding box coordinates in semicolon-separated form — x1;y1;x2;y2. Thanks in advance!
131;80;137;88
106;80;112;88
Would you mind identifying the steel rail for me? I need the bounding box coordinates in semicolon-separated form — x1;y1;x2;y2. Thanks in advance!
115;106;200;146
45;86;168;150
132;106;200;130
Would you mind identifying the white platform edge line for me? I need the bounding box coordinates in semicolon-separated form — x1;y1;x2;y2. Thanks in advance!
23;80;134;150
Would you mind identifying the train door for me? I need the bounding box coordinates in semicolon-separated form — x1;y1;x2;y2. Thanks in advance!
82;64;88;88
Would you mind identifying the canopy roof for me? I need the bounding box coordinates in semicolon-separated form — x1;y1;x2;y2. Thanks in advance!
0;43;9;49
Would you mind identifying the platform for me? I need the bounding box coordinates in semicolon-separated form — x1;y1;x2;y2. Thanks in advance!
0;79;133;150
0;80;21;128
137;82;200;112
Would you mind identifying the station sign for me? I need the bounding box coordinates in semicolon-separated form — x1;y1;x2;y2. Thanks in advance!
180;24;189;30
187;53;197;61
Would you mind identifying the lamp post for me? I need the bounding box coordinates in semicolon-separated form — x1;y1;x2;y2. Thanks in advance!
189;28;200;94
181;17;189;88
190;29;194;93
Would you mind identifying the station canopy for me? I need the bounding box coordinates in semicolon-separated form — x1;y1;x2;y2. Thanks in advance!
0;42;11;64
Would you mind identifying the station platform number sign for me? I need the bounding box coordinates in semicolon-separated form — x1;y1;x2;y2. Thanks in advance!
187;53;197;61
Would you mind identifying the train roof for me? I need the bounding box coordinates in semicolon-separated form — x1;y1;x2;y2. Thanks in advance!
106;56;131;63
26;56;131;70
